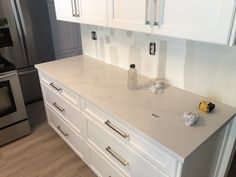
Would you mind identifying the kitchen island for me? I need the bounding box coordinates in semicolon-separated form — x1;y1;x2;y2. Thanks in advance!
36;55;236;177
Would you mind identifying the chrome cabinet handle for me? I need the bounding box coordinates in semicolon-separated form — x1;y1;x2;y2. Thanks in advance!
57;125;68;136
153;0;164;27
106;146;129;166
50;82;62;92
75;0;80;17
71;0;76;17
105;120;129;139
53;102;65;112
145;0;151;25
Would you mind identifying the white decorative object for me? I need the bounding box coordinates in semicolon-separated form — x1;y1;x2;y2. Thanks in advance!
149;80;165;94
183;112;199;126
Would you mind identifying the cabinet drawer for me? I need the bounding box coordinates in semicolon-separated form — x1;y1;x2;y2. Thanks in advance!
42;83;86;137
39;71;81;110
45;106;88;162
83;101;177;176
83;101;131;140
86;117;169;177
89;145;126;177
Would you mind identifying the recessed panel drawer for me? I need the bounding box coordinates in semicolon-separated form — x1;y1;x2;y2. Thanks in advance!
42;83;86;137
89;145;126;177
83;101;131;140
83;101;177;176
45;106;88;162
39;71;81;110
86;117;169;177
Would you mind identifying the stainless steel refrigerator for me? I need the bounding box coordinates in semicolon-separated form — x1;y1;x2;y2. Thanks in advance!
0;0;55;103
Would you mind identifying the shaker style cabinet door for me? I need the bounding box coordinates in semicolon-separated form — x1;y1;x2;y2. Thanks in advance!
77;0;107;26
54;0;107;26
54;0;78;23
108;0;152;33
152;0;236;45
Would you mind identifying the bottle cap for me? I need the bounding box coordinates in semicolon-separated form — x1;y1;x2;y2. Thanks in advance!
130;64;135;68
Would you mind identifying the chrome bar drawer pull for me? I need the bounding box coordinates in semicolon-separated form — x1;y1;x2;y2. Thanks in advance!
57;125;68;136
105;120;129;139
106;146;129;166
50;82;62;92
53;102;65;112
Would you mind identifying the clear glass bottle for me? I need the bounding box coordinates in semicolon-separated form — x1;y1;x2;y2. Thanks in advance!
127;64;137;90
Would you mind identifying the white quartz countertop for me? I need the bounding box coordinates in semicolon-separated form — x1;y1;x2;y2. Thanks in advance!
35;55;236;161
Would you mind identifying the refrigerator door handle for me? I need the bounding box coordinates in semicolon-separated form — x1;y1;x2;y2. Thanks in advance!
10;0;29;65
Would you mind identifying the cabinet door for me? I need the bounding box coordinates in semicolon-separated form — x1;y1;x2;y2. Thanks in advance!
108;0;152;33
153;0;236;44
77;0;107;26
54;0;77;22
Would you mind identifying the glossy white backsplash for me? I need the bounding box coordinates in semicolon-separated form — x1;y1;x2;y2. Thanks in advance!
81;24;236;108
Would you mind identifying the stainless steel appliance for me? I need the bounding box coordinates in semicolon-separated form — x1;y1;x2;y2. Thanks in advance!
0;0;55;103
0;58;31;146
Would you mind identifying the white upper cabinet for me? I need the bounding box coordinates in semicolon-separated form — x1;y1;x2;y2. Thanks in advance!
54;0;78;22
152;0;236;45
77;0;107;26
107;0;152;33
54;0;236;45
54;0;107;26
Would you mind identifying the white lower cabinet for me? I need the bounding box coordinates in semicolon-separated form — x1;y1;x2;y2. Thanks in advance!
38;66;236;177
39;73;176;177
41;82;86;137
83;100;177;177
86;116;169;177
88;145;127;177
45;105;89;163
39;72;81;110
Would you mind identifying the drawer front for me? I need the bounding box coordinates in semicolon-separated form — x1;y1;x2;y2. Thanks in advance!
83;101;131;140
89;145;126;177
45;106;88;162
39;71;81;110
86;117;169;177
42;83;86;137
83;101;177;176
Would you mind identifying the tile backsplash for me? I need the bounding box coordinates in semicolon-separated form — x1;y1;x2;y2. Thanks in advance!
81;24;236;108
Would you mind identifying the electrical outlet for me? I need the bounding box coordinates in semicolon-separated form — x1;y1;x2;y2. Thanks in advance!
149;42;156;55
91;31;97;40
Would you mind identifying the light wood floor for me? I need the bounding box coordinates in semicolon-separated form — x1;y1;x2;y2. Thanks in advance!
0;121;96;177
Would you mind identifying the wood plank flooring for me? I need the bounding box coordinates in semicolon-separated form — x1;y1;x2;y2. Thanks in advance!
0;121;96;177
